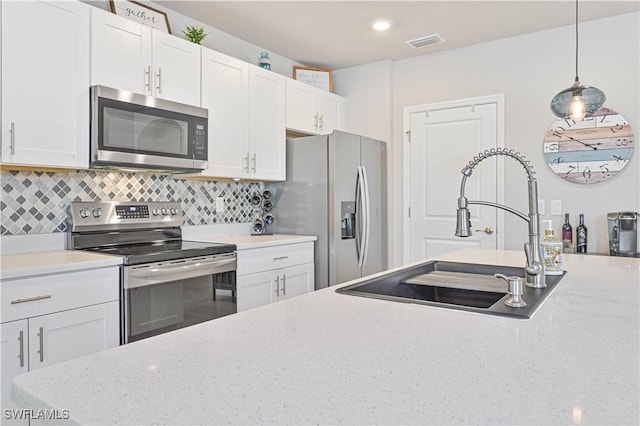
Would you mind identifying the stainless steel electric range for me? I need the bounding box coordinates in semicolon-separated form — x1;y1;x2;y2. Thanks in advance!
68;201;237;344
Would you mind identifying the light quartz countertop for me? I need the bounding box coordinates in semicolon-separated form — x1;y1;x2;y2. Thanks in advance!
11;249;640;425
184;233;317;250
0;250;122;280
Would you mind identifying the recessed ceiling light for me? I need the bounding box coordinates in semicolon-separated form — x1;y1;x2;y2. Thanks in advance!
371;18;392;32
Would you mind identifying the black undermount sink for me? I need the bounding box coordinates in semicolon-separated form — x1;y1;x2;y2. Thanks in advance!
336;261;566;319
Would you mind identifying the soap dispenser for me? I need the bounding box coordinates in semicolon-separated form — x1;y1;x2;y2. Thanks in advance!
541;220;563;275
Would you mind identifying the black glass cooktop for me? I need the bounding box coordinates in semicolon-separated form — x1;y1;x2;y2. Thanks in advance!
84;240;236;265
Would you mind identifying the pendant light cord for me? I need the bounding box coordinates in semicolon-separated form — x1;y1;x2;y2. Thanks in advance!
574;0;580;83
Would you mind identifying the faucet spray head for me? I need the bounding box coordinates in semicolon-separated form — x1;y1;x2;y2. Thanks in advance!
455;197;472;237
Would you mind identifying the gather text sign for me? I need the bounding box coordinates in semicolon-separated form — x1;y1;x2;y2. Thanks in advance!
109;0;171;34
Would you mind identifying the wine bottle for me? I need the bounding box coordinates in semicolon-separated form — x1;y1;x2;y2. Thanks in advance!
562;213;573;252
576;214;587;253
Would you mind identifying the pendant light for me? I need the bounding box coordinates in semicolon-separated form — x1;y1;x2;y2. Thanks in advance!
550;0;605;122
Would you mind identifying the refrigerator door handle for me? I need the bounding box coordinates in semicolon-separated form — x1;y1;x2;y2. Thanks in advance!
355;166;365;267
361;165;371;267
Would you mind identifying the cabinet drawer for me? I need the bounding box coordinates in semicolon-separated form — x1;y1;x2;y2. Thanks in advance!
237;242;314;276
1;267;119;323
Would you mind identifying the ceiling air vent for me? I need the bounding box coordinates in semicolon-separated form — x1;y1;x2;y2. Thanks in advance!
405;34;445;49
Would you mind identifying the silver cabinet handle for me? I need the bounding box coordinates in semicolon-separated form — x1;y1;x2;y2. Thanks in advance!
281;274;286;295
145;65;152;92
38;327;44;363
274;275;280;297
244;153;250;173
314;113;319;131
475;227;494;235
318;113;324;132
251;153;257;173
18;330;24;368
11;295;52;304
156;68;162;94
10;122;15;155
273;256;289;261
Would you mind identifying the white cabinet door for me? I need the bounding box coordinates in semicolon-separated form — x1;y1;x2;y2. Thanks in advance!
274;263;314;303
285;79;346;136
237;271;273;312
248;66;286;181
1;320;28;422
285;79;315;134
27;302;119;371
91;8;151;94
91;10;200;105
152;30;201;106
1;0;90;169
201;49;249;178
315;90;346;135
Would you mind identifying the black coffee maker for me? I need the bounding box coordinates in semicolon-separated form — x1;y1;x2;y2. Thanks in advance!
608;212;638;256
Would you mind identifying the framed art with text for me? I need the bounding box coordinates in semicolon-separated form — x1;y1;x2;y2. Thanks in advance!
293;66;333;92
109;0;171;34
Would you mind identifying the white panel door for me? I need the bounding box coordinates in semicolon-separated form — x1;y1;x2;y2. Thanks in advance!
285;79;315;134
28;302;119;371
248;65;286;180
1;0;90;168
151;30;201;106
91;8;152;94
315;90;345;135
408;102;500;263
237;271;273;312
1;320;28;422
275;264;314;303
201;49;248;178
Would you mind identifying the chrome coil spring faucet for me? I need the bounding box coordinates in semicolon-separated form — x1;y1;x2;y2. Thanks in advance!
455;148;546;288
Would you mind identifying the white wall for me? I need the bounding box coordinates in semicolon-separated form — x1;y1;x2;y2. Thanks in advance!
338;12;639;266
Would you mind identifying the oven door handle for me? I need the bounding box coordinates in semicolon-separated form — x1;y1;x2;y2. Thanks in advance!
126;255;236;288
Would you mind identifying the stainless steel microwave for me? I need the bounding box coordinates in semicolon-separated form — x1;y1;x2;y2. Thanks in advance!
90;85;208;173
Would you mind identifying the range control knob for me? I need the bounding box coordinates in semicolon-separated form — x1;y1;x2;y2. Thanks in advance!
161;208;168;215
92;208;102;218
79;208;90;218
170;207;178;215
152;208;161;216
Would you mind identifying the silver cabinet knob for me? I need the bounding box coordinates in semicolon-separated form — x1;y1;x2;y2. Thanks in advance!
475;227;494;235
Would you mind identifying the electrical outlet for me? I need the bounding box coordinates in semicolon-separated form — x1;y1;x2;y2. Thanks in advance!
216;197;225;213
551;200;562;216
538;199;545;215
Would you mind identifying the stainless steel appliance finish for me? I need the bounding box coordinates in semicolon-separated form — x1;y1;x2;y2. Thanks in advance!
270;131;387;289
68;201;237;343
90;85;208;173
608;212;639;256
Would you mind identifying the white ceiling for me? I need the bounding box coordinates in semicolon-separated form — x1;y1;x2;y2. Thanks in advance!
160;1;639;70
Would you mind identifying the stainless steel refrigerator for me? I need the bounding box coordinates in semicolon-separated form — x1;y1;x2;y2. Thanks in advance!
271;131;387;289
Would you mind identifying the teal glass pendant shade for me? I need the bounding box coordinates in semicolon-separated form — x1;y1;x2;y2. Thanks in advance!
549;0;605;121
550;79;606;121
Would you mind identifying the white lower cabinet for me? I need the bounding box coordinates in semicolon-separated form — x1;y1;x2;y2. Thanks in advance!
237;242;314;312
1;267;120;422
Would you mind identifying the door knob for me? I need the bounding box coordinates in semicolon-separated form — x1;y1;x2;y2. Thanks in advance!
475;227;494;235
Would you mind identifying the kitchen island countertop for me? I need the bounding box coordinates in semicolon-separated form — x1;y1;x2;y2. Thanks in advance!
10;249;640;425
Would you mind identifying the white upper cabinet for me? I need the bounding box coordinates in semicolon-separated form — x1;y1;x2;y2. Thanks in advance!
248;65;286;181
201;50;285;181
201;49;249;178
91;8;201;106
1;0;91;169
286;78;345;135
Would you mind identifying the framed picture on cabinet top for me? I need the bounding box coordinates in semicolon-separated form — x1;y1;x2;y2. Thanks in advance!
109;0;172;34
293;66;333;92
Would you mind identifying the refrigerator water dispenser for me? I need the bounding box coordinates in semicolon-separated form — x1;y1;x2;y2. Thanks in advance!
341;201;356;239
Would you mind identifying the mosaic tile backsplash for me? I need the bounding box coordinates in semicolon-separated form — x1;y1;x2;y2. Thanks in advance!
0;170;262;235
